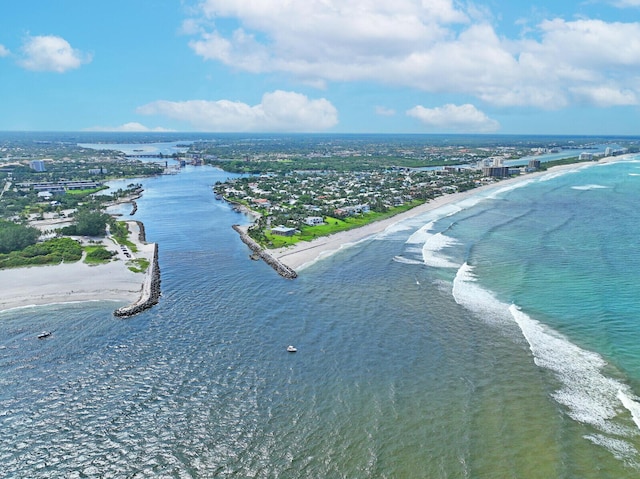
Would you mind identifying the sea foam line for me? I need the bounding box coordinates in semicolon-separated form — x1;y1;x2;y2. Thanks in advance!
452;263;640;460
509;304;635;436
406;221;461;268
571;184;609;190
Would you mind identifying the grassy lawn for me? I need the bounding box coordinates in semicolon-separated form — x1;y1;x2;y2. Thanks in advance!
127;257;149;273
66;186;109;196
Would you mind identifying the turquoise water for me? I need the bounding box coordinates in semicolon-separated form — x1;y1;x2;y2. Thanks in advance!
397;158;640;472
2;161;640;477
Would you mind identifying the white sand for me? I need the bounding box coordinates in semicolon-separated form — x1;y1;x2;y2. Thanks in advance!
0;221;155;313
271;156;629;271
1;156;630;311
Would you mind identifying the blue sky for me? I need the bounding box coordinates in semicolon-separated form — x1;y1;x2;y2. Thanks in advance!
2;0;640;134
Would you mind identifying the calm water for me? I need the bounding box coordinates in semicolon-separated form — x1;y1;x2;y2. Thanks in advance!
2;161;640;477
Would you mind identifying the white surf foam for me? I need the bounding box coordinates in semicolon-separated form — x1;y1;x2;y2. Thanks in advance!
571;184;609;190
392;255;423;265
421;232;460;268
406;221;437;245
406;221;460;268
509;305;634;435
618;390;640;431
451;263;514;327
584;434;638;462
485;178;536;199
452;263;640;460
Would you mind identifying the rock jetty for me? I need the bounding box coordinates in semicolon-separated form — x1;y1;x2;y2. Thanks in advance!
113;243;161;317
232;225;298;279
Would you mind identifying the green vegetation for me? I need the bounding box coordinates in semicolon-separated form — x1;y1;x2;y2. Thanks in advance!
538;156;586;170
66;186;109;196
260;201;424;248
0;237;82;269
84;245;115;264
0;220;40;253
60;209;111;237
110;221;137;252
127;257;149;273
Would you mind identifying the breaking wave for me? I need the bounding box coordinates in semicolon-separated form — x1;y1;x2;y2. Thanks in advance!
571;184;609;190
452;262;640;463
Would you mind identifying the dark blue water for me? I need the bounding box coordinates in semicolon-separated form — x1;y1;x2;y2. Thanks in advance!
1;164;639;477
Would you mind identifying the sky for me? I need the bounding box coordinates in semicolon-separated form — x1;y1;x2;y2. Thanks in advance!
1;0;640;135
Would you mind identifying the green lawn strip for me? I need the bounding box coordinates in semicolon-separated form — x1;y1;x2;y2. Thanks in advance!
65;186;109;196
262;200;425;249
127;257;149;273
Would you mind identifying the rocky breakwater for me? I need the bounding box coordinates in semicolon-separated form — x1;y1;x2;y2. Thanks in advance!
232;225;298;279
113;243;161;318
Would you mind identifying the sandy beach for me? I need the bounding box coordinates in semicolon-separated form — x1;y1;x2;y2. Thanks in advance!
0;221;155;313
0;156;628;312
270;156;627;271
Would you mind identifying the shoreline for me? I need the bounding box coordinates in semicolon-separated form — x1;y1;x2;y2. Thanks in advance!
0;220;157;314
0;155;632;311
262;155;631;272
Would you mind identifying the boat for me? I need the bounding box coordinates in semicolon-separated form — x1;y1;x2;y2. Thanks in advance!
37;331;52;339
287;345;297;352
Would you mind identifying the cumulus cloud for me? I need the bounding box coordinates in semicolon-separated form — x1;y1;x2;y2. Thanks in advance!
136;90;338;132
406;104;500;132
85;122;172;132
0;45;9;57
18;35;91;72
185;0;640;109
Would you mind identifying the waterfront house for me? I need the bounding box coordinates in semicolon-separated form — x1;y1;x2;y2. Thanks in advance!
271;225;296;236
304;216;324;226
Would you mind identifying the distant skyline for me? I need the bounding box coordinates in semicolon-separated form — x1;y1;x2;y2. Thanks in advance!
2;1;640;135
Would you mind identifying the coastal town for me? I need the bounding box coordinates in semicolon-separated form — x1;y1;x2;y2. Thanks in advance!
214;166;485;243
1;133;635;255
209;142;629;247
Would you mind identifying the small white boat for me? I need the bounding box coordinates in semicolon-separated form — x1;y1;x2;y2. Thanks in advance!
287;345;297;352
37;331;52;339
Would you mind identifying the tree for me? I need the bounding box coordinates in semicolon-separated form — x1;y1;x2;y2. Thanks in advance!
73;209;111;236
0;220;40;253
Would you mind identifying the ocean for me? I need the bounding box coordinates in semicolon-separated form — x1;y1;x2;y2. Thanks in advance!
2;158;640;477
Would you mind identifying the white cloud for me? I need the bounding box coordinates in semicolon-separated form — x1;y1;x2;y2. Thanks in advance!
610;0;640;6
136;90;338;132
570;86;638;107
18;35;91;72
186;1;640;109
406;104;500;132
85;122;172;132
375;106;396;117
0;45;9;57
